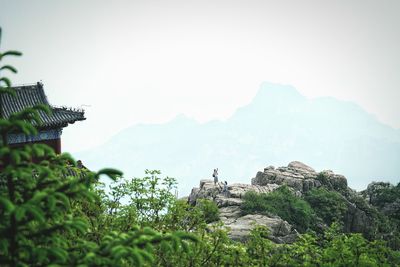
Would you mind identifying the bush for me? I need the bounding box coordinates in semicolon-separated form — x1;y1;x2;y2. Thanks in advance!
242;186;316;232
305;187;348;225
197;199;220;223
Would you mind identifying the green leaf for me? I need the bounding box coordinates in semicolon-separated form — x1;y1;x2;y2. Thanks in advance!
0;119;12;128
0;77;11;88
71;219;88;234
10;150;21;164
14;206;27;222
0;146;10;157
34;104;52;115
14;120;38;135
27;205;45;223
0;197;15;212
48;195;56;211
0;65;17;73
138;250;154;263
54;192;70;209
32;144;45;157
0;239;9;253
130;249;144;266
181;240;190;253
50;247;68;263
96;168;123;181
0;87;16;96
0;50;23;59
31;191;48;202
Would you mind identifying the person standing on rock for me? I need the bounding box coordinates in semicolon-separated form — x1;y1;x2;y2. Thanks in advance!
222;181;229;197
213;168;219;185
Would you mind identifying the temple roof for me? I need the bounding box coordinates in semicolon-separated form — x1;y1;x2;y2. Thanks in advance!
1;82;85;128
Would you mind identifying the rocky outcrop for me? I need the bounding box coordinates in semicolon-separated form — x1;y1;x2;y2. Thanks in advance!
188;179;296;243
218;205;297;243
251;161;347;194
360;181;400;222
362;182;394;206
187;161;373;243
188;179;279;206
251;162;320;193
342;198;374;234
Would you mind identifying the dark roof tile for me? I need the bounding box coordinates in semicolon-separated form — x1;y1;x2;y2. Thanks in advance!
0;82;85;128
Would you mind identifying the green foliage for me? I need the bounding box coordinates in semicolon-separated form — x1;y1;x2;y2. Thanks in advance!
246;225;286;266
316;172;347;193
305;187;348;226
97;170;178;230
154;223;249;267
242;186;316;232
0;30;196;266
246;223;400;267
368;182;400;219
1;27;400;266
163;199;206;231
196;199;220;223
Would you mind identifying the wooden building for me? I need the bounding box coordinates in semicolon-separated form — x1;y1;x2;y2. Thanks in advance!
0;82;85;153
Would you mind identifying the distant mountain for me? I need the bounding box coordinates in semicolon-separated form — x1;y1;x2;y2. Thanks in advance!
76;82;400;195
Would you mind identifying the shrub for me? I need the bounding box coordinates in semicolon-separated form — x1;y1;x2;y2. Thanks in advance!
197;199;220;223
242;186;316;232
305;187;348;225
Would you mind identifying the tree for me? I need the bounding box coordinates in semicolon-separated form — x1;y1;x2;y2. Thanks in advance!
0;28;196;266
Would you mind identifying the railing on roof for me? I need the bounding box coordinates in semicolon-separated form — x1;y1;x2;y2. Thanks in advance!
51;105;85;113
10;83;39;88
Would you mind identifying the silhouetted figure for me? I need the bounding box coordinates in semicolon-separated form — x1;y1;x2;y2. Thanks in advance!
213;168;219;185
222;181;229;197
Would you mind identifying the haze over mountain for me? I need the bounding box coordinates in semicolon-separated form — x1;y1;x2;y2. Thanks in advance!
76;82;400;195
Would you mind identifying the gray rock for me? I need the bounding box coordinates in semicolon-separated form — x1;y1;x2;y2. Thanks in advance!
223;214;296;243
343;200;372;234
288;161;316;174
188;161;350;243
382;199;400;217
318;170;348;192
252;161;347;194
189;179;296;243
188;180;279;205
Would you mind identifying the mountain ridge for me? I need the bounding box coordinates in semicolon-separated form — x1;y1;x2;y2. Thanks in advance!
76;82;400;194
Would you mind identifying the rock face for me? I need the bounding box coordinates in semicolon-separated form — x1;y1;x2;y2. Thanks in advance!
188;179;279;207
188;179;295;242
221;209;296;243
251;162;319;193
188;161;356;243
251;161;347;194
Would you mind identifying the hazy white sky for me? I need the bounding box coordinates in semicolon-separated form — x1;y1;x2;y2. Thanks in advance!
1;0;399;152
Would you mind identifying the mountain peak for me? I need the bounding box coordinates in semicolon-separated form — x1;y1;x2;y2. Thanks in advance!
256;82;304;100
246;82;306;111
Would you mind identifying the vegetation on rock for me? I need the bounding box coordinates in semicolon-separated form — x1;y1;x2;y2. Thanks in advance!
242;186;316;232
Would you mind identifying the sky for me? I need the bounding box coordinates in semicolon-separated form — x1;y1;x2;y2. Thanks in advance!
0;0;399;153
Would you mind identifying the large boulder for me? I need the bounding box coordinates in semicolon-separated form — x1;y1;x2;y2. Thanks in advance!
188;179;297;243
222;213;297;243
251;161;320;193
187;161;352;243
251;161;348;194
217;206;297;243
